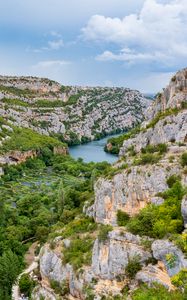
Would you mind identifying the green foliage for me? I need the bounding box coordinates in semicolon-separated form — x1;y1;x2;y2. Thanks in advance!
35;99;64;107
0;250;21;299
125;255;142;279
19;273;35;297
98;225;113;241
63;237;94;270
117;210;130;226
135;153;161;165
59;217;97;239
127;181;185;238
141;143;168;155
167;175;181;188
105;127;141;155
1;97;29;107
131;283;184;300
50;279;69;296
0;127;65;153
181;152;187;167
146;108;180;129
173;233;187;255
172;269;187;291
165;253;177;269
0;85;35;98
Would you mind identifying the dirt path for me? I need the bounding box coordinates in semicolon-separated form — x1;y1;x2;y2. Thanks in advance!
12;242;39;300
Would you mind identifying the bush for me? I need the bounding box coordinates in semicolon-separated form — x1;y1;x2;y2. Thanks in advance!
136;153;161;165
50;279;69;296
132;283;184;300
127;181;185;239
63;237;94;270
125;255;142;279
166;175;181;188
172;269;187;290
181;153;187;167
19;274;35;297
98;225;113;241
117;210;130;226
141;143;168;155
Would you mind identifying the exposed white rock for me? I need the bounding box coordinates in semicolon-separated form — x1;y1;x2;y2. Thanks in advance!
152;240;187;277
136;263;174;290
93;163;180;225
92;229;151;279
120;111;187;156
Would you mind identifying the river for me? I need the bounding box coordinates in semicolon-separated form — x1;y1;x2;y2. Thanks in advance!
69;134;120;163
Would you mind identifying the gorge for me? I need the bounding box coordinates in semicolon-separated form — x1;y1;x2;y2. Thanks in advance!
0;68;187;300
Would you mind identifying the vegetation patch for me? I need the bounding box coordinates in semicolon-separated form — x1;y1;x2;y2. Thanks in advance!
117;210;130;227
63;236;94;270
125;255;142;279
127;181;186;238
98;224;113;241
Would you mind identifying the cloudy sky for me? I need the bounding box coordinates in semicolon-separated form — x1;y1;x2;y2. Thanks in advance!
0;0;186;92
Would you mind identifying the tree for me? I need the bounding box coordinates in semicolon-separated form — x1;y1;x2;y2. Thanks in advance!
0;250;21;299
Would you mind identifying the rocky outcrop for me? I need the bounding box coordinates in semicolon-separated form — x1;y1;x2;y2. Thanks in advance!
0;150;37;165
93;162;180;225
119;110;187;156
92;229;151;280
181;196;187;228
152;240;187;277
136;262;174;290
53;146;69;155
145;68;187;121
39;245;73;285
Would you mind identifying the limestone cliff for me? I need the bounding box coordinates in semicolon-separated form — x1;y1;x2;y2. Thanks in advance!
24;69;187;299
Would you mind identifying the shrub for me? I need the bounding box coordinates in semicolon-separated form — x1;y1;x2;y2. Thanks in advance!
63;237;94;270
50;279;69;296
127;181;185;239
172;269;187;290
132;283;183;300
166;175;181;188
117;210;130;226
141;143;167;155
19;274;35;297
98;225;113;241
181;153;187;167
136;153;161;165
125;255;142;279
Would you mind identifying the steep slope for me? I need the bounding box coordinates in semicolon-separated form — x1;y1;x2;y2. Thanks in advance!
26;69;187;300
0;76;149;144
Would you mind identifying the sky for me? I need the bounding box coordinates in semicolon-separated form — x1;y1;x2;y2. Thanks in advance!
0;0;186;93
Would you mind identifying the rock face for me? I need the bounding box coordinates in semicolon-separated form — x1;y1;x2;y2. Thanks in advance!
145;68;187;120
40;245;70;284
92;230;151;279
0;150;37;165
93;163;180;225
152;240;187;277
136;262;174;290
119;110;187;156
0;76;150;143
181;196;187;228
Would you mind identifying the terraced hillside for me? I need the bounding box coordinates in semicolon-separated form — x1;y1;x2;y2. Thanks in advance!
0;76;149;145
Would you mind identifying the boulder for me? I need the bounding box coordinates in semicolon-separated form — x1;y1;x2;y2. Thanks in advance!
136;263;174;290
152;240;187;277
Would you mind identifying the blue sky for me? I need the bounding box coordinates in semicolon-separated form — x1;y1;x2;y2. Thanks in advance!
0;0;186;92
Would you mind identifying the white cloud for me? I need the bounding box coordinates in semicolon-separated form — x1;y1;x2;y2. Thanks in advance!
33;60;71;68
47;39;64;50
82;0;187;66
